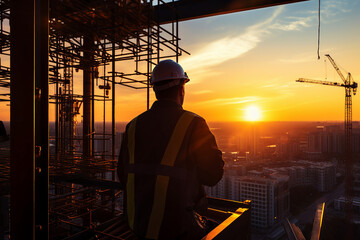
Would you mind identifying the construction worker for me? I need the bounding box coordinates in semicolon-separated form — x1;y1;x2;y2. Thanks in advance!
117;59;224;240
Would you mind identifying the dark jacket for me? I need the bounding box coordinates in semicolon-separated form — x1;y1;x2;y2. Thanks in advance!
117;100;224;239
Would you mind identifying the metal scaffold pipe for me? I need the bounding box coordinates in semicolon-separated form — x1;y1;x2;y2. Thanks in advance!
83;35;95;160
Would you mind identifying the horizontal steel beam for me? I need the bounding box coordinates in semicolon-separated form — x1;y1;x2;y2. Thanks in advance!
155;0;308;24
51;175;122;190
207;197;251;212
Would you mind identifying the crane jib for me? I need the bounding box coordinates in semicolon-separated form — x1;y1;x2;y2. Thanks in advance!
297;54;356;226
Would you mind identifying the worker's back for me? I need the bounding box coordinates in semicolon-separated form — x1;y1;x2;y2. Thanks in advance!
118;100;223;239
118;59;224;240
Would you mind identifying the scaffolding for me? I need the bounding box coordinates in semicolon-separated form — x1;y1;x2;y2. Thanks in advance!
1;0;308;239
48;0;188;173
0;3;10;236
0;0;188;238
48;0;188;238
0;0;9;101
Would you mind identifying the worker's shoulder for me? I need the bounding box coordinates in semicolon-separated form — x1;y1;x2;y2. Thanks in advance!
182;110;207;125
182;110;200;118
125;112;145;130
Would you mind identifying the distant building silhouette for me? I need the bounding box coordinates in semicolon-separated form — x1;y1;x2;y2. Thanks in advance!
307;125;360;156
0;121;8;142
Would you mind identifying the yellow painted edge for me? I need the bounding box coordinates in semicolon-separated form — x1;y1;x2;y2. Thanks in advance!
202;213;240;240
146;175;170;239
318;203;325;239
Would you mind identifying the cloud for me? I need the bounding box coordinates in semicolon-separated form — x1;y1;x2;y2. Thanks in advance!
279;55;314;63
270;16;313;31
116;92;148;102
192;90;213;95
180;7;284;71
272;0;351;31
193;96;260;106
278;51;319;64
321;0;351;17
278;46;334;64
180;0;351;70
186;69;222;84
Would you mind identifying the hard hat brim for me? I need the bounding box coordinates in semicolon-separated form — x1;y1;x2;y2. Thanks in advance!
152;78;189;91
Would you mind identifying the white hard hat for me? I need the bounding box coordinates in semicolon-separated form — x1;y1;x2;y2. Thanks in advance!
151;59;189;91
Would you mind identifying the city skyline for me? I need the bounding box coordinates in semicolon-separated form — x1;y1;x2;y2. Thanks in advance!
1;0;359;123
3;1;358;239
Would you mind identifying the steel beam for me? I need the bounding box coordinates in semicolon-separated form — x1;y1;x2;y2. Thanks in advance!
154;0;308;24
83;36;94;159
282;218;299;240
35;0;50;238
112;41;116;178
11;1;50;238
51;175;122;190
10;1;36;239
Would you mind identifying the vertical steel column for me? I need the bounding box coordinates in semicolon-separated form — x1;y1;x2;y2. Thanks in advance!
10;0;36;239
111;41;116;214
35;0;49;238
83;36;94;159
176;4;179;63
147;0;153;110
59;87;63;158
156;0;160;64
102;64;106;182
92;65;95;157
111;10;116;180
55;47;59;162
111;17;117;212
112;41;116;168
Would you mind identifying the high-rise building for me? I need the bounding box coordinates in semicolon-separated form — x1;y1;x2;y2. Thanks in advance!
307;125;360;155
267;161;336;192
205;168;239;200
311;164;336;192
238;174;290;229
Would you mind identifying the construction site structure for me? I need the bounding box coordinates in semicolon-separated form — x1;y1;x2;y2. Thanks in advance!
0;0;9;101
0;0;308;239
296;54;357;237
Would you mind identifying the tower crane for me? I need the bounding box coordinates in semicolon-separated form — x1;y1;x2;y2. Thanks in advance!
296;54;357;226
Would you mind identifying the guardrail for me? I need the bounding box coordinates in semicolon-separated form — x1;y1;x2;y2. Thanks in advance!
203;197;251;240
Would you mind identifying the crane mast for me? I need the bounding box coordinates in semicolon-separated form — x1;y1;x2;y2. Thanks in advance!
344;72;354;232
297;55;357;232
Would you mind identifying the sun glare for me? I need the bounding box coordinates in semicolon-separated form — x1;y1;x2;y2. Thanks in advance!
244;105;262;121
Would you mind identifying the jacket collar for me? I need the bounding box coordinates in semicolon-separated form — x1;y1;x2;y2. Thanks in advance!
151;99;183;110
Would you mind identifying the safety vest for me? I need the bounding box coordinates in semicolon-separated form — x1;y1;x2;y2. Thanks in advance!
126;111;196;239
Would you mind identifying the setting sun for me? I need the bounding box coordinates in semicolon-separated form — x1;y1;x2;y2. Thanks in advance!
244;105;262;121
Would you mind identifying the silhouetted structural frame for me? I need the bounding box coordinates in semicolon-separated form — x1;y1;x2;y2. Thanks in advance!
8;0;308;239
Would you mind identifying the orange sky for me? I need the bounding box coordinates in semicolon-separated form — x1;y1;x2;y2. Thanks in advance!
1;0;360;123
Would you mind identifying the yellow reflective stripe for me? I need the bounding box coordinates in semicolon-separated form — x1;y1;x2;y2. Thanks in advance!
146;112;195;239
126;173;135;229
146;175;170;239
127;119;137;229
161;112;195;166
